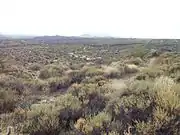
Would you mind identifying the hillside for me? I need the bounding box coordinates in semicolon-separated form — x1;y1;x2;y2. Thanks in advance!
0;42;180;134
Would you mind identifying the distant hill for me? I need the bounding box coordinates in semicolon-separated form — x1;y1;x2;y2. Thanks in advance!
30;35;146;45
2;34;180;52
80;34;94;38
0;34;8;39
80;33;113;38
0;33;36;39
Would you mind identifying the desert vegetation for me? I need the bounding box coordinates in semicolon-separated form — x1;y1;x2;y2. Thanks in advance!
0;40;179;135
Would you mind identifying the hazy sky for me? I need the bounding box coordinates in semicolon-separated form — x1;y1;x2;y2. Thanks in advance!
0;0;180;38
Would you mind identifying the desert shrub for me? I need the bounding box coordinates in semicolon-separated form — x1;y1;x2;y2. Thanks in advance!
104;79;127;97
168;63;180;74
0;89;18;114
75;112;111;134
83;66;104;77
29;63;42;71
67;70;85;84
55;94;83;131
81;75;106;84
88;112;111;134
39;65;64;79
108;131;119;135
48;77;72;93
153;76;180;114
103;66;121;79
85;91;107;115
25;79;48;92
69;63;84;70
39;68;51;79
124;64;139;74
0;78;26;95
0;58;5;72
16;71;34;80
126;57;143;65
55;94;82;110
22;94;82;134
23;103;60;135
74;118;90;134
135;120;155;134
68;83;108;115
105;80;155;134
128;80;154;94
0;75;14;88
106;93;153;124
140;66;163;79
133;76;180;135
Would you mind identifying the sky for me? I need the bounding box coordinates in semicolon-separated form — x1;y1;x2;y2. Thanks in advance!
0;0;180;38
